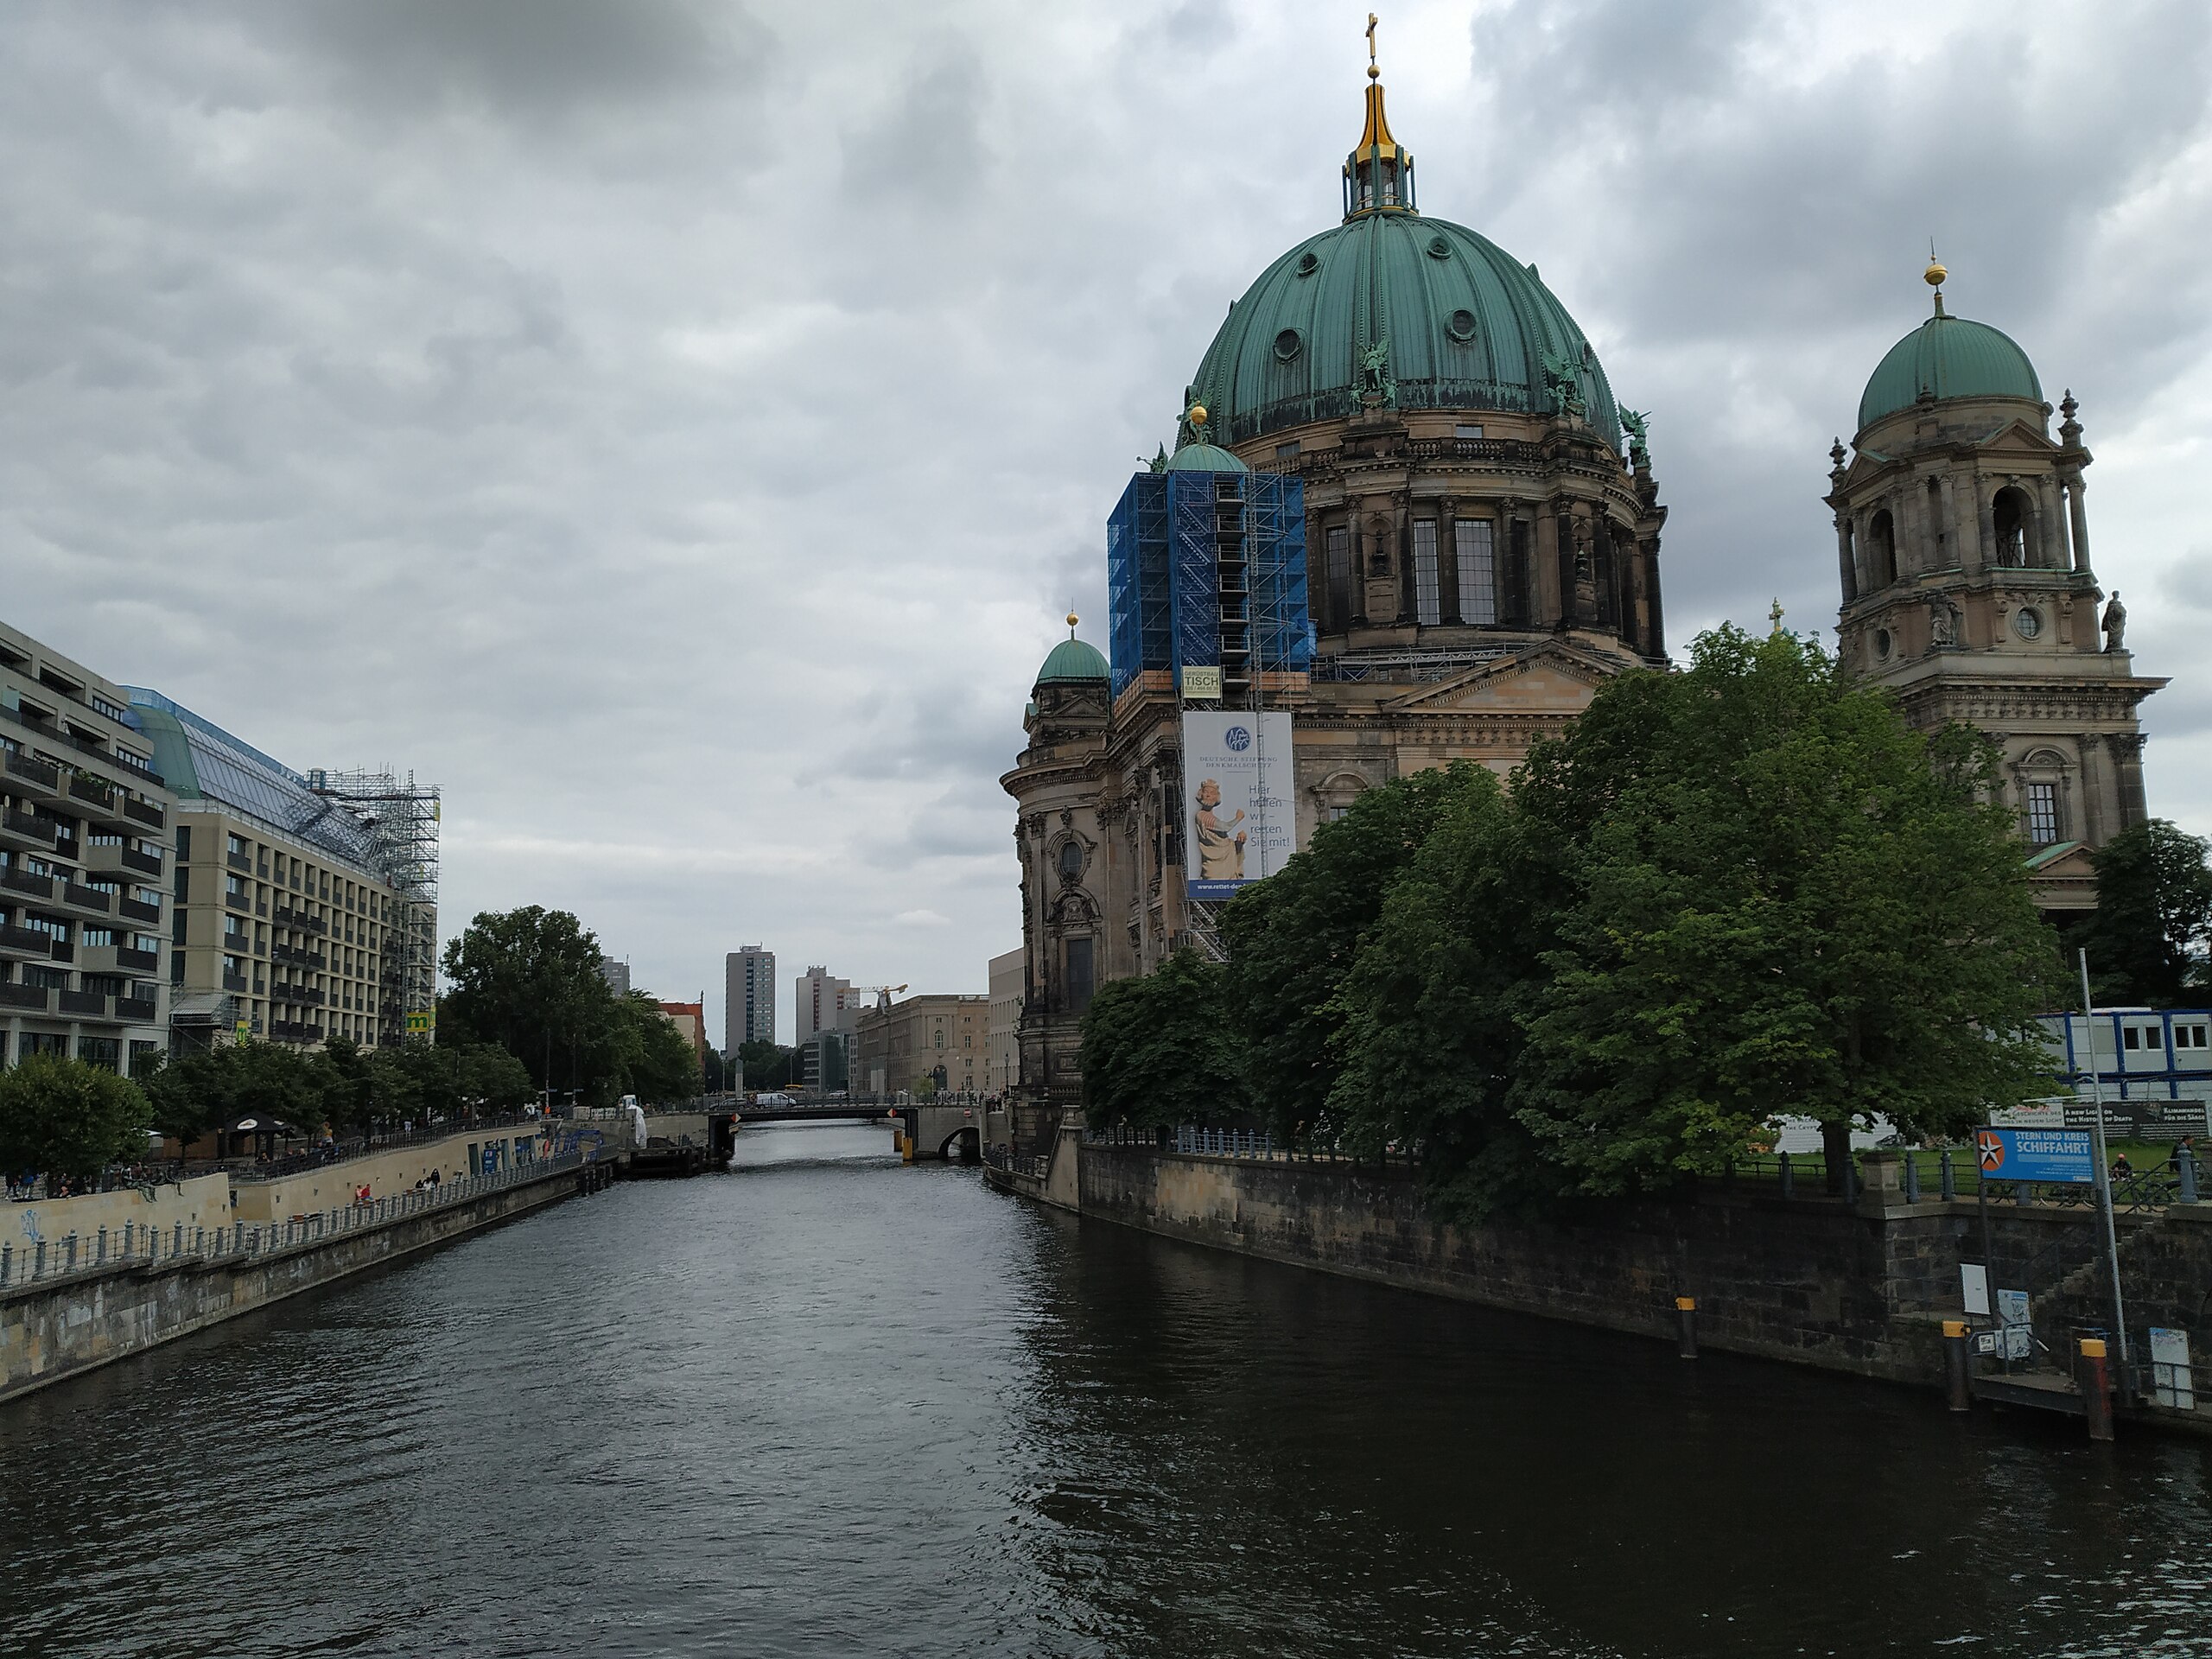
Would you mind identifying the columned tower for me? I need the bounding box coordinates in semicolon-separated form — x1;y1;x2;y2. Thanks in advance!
1828;260;2165;917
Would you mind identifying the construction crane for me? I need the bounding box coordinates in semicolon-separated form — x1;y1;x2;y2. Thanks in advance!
863;983;908;1014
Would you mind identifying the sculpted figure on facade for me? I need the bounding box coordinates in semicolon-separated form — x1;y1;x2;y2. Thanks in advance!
2101;590;2126;652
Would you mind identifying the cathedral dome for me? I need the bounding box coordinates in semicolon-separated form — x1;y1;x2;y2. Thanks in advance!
1858;312;2043;432
1035;636;1108;686
1162;441;1249;473
1185;213;1624;450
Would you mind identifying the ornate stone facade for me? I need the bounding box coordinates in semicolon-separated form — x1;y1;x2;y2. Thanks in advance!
1827;269;2164;917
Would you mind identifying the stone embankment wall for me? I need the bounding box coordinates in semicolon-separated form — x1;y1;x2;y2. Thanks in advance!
1075;1147;2195;1388
6;1173;234;1252
233;1124;562;1222
0;1162;582;1403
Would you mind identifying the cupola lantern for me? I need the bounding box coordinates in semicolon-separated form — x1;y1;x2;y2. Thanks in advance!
1342;16;1415;220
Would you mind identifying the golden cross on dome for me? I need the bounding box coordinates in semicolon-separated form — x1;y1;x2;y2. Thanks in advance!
1366;13;1380;79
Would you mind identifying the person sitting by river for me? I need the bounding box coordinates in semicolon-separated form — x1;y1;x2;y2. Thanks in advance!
2109;1151;2134;1184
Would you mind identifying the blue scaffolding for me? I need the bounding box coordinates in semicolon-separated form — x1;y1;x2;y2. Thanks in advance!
1106;467;1309;701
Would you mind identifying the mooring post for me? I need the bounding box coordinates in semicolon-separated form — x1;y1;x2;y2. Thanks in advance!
1675;1296;1698;1359
1942;1319;1973;1412
2181;1149;2200;1205
1778;1152;1794;1199
1904;1157;1922;1204
1940;1150;1956;1202
2081;1338;2115;1442
97;1226;108;1265
1;1243;11;1284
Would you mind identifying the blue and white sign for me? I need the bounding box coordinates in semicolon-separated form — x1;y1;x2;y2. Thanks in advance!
1974;1127;2094;1184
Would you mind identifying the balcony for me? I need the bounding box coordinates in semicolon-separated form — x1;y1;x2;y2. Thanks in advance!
115;995;157;1022
0;982;49;1012
67;774;117;812
226;849;252;873
221;969;250;994
0;809;54;850
58;988;107;1018
86;842;160;878
47;938;73;964
1;866;54;901
3;750;60;798
118;896;160;925
61;882;112;915
221;933;251;958
122;797;164;830
0;923;48;955
116;946;157;973
224;890;251;915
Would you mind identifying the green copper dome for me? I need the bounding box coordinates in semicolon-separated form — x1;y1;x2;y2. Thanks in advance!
1036;636;1109;686
1163;441;1249;473
1186;211;1624;450
1858;313;2043;431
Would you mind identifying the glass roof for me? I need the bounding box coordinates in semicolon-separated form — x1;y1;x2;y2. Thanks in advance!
124;688;377;868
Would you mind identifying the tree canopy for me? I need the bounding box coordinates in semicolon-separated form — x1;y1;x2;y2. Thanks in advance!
0;1055;152;1181
2063;819;2212;1007
1083;624;2065;1215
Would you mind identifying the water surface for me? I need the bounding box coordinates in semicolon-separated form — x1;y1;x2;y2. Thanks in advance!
2;1120;2206;1656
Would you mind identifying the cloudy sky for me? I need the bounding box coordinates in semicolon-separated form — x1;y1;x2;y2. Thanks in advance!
3;1;2209;1043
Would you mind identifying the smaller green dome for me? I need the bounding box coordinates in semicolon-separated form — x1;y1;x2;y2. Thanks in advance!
1859;313;2042;431
1163;442;1249;474
1036;636;1109;685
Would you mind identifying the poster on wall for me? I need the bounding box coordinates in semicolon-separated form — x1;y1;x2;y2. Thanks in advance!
1182;710;1294;900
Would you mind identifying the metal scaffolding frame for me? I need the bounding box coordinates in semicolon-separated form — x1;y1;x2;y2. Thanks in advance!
305;768;441;1038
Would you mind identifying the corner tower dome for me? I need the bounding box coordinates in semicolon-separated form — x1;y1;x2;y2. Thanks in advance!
1184;33;1622;451
1856;257;2042;432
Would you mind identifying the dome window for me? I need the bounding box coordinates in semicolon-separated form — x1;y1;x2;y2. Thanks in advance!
2017;607;2043;639
1446;309;1478;344
1273;328;1303;363
1295;251;1320;277
1427;234;1452;260
1874;628;1892;659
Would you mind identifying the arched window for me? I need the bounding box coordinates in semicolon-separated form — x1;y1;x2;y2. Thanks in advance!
1926;477;1949;563
1993;487;2031;568
2017;748;2070;846
1866;510;1897;588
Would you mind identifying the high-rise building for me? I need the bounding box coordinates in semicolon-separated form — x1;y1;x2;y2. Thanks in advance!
795;964;853;1042
726;944;774;1050
0;620;176;1077
598;955;631;997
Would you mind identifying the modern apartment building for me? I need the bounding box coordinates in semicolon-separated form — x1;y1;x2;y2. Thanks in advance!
0;622;175;1076
726;944;774;1050
986;947;1023;1098
795;964;854;1042
598;956;631;997
129;691;416;1051
855;992;986;1097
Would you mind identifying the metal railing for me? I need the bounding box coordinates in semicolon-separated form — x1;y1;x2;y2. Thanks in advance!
0;1148;587;1289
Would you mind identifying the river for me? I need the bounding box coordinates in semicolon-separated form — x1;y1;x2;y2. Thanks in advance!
2;1121;2206;1657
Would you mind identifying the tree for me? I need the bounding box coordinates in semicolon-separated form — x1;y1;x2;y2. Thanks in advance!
736;1039;794;1090
612;993;700;1104
1511;625;2062;1196
1325;764;1554;1211
439;907;618;1095
2063;820;2212;1007
1079;949;1248;1131
1219;763;1481;1143
0;1055;153;1181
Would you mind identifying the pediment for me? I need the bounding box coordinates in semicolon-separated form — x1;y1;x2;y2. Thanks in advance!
1383;640;1636;714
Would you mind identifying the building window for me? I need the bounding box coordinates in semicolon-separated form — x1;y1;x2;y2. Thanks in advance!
175;826;191;861
1454;520;1497;624
1455;423;1484;440
2025;782;2061;846
1065;937;1095;1014
1412;519;1440;625
1325;525;1351;627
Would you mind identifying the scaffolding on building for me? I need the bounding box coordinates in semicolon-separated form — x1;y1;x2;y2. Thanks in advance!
305;768;442;1039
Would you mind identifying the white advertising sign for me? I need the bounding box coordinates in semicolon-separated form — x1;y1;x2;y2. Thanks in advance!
1988;1101;2069;1128
1182;711;1294;900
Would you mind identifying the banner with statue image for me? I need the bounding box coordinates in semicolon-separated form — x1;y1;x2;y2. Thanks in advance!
1182;711;1294;899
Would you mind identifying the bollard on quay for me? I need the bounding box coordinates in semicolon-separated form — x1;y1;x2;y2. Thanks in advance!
1939;1150;1956;1202
2182;1150;2200;1205
1675;1296;1698;1359
1942;1320;1973;1412
2080;1338;2115;1442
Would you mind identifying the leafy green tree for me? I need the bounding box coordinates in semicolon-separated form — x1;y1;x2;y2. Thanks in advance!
1220;763;1481;1143
612;993;700;1104
315;1034;380;1140
1325;765;1553;1211
1511;625;2062;1195
2062;819;2212;1007
439;907;616;1092
0;1054;153;1180
736;1039;794;1090
1079;948;1248;1131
